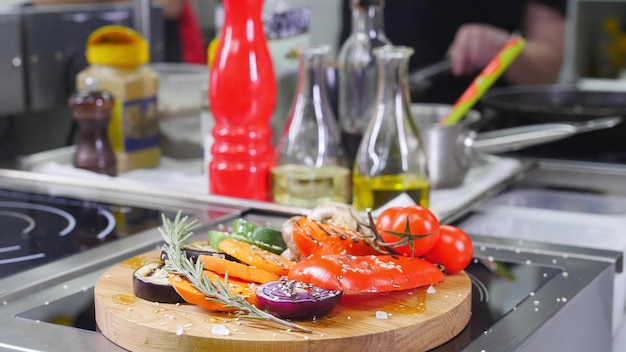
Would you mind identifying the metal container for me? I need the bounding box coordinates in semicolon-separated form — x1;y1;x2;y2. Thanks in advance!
150;63;209;159
411;104;621;189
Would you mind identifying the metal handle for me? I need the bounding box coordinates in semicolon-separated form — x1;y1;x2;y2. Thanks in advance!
471;116;623;154
571;116;622;133
408;59;452;85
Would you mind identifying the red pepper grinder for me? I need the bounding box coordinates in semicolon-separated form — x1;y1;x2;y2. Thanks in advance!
69;88;117;176
208;0;277;201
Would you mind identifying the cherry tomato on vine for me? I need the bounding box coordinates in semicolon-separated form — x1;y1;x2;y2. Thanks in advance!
375;206;440;257
423;225;473;274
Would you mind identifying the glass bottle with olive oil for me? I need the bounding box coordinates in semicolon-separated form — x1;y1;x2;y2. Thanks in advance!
352;45;430;211
272;45;350;208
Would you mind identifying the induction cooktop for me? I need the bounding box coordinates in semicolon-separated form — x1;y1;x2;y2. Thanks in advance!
0;188;169;280
14;256;562;352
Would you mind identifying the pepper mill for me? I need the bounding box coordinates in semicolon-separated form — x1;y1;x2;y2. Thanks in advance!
69;89;117;176
209;0;276;201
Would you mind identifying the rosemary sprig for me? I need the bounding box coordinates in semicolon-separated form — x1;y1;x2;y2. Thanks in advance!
159;211;313;334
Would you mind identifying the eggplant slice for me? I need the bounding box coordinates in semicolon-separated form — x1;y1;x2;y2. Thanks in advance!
133;262;184;303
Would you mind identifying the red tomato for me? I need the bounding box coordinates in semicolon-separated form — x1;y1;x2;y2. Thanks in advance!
288;254;445;293
292;217;378;257
375;206;440;257
423;225;473;274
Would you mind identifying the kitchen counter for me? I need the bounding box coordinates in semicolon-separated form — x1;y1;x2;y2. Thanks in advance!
0;158;624;351
18;146;532;222
616;320;626;352
0;166;620;351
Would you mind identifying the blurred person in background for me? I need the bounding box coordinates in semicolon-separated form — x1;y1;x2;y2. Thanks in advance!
339;0;567;104
33;0;206;64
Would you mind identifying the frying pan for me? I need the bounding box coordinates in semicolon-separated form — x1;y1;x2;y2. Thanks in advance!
478;85;626;160
480;84;626;121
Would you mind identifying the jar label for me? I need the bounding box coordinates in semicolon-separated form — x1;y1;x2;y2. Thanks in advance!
264;8;310;39
122;96;159;152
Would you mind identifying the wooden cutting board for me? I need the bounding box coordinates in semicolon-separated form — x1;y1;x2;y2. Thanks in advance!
95;250;471;352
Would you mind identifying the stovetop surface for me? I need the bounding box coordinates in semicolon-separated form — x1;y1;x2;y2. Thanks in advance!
0;188;168;280
14;255;562;352
435;259;561;351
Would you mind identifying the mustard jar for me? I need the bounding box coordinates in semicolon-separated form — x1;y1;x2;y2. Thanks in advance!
76;25;160;173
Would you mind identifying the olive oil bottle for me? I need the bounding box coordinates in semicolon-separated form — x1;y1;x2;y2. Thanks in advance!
352;174;429;210
272;164;351;207
272;45;350;208
352;46;430;211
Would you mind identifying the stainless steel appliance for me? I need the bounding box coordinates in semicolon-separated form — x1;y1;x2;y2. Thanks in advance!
0;3;164;116
0;167;621;351
0;12;26;116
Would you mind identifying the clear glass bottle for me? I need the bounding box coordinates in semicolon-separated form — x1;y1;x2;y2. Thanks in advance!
352;46;430;211
338;0;392;167
272;44;350;207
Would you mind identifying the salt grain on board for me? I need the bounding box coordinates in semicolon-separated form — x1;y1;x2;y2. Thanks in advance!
211;324;230;336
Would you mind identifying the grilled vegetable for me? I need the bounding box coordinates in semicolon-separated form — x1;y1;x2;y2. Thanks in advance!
133;262;184;303
198;254;280;284
168;272;259;312
208;229;286;255
292;216;378;257
218;238;295;277
281;216;305;261
232;218;287;253
307;202;366;231
288;254;445;293
207;230;232;251
160;242;240;263
256;278;343;320
182;243;240;263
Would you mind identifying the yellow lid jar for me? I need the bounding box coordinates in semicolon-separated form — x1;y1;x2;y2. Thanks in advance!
77;25;160;173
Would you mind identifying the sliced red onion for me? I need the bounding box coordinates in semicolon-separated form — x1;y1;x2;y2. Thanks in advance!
255;278;343;320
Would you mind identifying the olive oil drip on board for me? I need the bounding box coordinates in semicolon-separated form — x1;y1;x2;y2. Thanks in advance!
334;287;429;316
113;294;138;305
120;256;156;270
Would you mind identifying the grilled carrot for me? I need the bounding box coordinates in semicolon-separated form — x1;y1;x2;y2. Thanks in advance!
218;238;295;277
168;272;258;312
198;254;280;284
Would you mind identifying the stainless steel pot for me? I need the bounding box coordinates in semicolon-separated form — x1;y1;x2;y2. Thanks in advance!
411;104;622;189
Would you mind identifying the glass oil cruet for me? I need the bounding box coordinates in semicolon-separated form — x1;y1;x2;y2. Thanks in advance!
352;45;430;211
272;44;351;207
338;0;392;167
